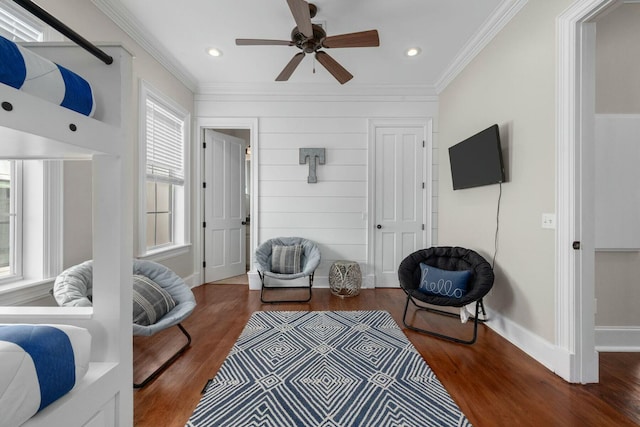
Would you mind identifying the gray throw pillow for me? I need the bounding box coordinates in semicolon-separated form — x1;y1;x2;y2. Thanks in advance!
132;274;176;326
271;244;303;274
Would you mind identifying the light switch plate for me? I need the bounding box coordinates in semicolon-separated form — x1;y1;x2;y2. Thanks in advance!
542;213;556;229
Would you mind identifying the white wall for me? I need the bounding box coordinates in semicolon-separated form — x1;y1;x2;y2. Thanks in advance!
438;0;573;344
38;0;196;278
594;3;640;328
197;89;437;282
63;160;93;268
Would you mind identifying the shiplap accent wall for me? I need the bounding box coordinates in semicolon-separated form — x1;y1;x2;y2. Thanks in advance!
196;89;438;286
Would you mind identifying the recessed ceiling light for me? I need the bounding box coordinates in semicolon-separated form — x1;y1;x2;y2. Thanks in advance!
406;47;421;57
207;47;222;57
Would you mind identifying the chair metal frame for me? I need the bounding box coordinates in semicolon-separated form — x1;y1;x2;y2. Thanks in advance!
258;271;314;303
402;296;488;345
134;323;192;388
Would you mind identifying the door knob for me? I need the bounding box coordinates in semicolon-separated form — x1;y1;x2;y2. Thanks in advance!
376;224;382;229
241;221;247;225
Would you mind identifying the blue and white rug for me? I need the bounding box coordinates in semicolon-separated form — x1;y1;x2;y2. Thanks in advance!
187;311;471;427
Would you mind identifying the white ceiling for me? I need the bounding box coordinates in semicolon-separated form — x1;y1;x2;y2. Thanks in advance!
97;0;516;93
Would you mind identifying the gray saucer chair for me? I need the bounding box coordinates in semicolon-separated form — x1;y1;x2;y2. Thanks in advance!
53;259;197;387
398;246;494;344
255;237;321;303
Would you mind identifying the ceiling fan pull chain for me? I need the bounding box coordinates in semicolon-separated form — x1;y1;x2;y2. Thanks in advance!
313;55;316;74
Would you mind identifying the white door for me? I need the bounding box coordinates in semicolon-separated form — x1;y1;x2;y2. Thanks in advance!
374;127;427;287
203;129;246;282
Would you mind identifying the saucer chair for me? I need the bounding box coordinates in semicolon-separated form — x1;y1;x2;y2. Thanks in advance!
398;246;494;344
255;237;321;303
53;259;197;387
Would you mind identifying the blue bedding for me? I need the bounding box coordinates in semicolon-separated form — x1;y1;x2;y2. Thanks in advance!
0;325;76;411
0;324;91;427
0;34;96;116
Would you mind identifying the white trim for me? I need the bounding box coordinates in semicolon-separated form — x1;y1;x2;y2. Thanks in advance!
595;327;640;352
90;0;197;92
195;117;259;285
367;118;432;287
555;0;619;384
0;305;93;319
1;160;63;288
486;308;560;374
0;278;54;306
435;0;529;94
137;243;191;262
248;271;260;290
42;160;63;278
182;271;201;289
197;83;437;98
138;80;191;258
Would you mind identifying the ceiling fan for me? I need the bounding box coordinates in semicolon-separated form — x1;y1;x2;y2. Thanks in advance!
235;0;380;84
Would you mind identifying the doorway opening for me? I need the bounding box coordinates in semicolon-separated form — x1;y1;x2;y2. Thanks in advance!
198;118;258;286
555;0;640;383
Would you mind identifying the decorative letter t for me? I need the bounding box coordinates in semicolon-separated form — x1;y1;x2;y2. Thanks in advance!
299;148;326;183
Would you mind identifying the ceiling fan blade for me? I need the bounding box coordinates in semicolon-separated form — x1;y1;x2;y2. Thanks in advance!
236;39;293;46
287;0;313;38
276;52;306;81
315;51;353;84
323;30;380;48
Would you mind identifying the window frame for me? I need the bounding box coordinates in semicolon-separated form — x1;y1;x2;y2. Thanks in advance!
0;160;63;304
138;80;191;259
0;1;61;42
0;160;22;284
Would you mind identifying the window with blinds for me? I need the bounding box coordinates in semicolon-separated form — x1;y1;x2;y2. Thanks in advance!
0;2;45;42
145;97;185;186
141;83;189;253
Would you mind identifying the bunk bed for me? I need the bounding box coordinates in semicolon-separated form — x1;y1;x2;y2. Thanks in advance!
0;36;133;427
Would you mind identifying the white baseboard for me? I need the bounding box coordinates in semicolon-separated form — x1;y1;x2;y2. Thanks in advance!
184;272;201;289
485;308;567;376
248;271;260;290
595;326;640;352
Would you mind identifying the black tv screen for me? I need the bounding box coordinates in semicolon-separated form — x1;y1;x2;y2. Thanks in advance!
448;124;505;190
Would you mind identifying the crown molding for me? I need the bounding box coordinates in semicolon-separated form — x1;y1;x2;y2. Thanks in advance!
434;0;528;94
196;82;438;99
91;0;198;92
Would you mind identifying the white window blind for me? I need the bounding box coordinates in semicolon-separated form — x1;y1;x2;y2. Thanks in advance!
145;97;185;186
0;2;44;42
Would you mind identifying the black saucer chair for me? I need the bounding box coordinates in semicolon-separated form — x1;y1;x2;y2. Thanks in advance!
398;246;494;344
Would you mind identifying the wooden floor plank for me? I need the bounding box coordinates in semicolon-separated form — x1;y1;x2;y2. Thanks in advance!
133;282;640;426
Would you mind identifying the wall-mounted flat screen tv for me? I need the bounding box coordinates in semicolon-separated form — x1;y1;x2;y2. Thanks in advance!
448;124;506;190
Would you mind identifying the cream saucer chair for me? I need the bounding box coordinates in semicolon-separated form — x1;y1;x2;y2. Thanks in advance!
255;237;321;303
53;259;197;387
398;246;494;344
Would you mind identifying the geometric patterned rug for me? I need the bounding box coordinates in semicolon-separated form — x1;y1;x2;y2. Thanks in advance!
186;311;471;427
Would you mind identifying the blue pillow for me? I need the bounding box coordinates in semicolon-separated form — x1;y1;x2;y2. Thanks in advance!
418;263;471;298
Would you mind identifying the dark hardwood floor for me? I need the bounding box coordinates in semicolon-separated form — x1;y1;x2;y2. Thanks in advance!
133;282;640;426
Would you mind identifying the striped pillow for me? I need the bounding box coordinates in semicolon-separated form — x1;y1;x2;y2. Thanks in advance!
132;275;176;326
271;244;303;274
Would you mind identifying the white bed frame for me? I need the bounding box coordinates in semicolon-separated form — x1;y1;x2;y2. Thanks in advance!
0;43;133;427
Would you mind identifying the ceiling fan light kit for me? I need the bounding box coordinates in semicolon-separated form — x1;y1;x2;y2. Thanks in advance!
235;0;380;84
